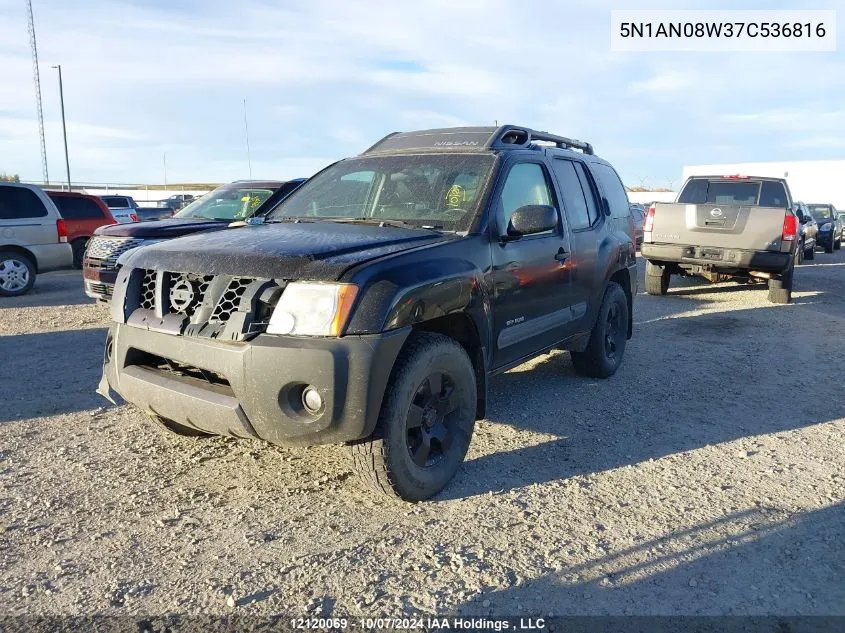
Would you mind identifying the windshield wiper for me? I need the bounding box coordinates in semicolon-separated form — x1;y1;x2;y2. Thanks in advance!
329;217;447;231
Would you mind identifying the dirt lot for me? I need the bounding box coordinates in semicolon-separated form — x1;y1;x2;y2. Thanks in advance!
1;253;844;619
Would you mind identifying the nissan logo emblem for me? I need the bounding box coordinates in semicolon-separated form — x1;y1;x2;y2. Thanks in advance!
169;279;195;312
710;208;724;218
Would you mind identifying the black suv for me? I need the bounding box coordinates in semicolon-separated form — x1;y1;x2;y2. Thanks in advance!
98;126;637;500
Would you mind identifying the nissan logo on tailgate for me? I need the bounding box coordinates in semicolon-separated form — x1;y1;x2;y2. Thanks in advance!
710;208;724;218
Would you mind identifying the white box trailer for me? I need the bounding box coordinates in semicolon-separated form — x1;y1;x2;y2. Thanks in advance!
683;160;845;208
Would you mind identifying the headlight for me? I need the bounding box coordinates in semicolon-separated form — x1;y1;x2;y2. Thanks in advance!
820;223;833;231
267;282;358;336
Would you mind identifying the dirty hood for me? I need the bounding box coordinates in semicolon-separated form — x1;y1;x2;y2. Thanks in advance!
94;217;230;239
121;221;450;280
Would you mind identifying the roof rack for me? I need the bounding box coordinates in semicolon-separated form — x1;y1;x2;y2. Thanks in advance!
361;125;593;156
490;125;594;154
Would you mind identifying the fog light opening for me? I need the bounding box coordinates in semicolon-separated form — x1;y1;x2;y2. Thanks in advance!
302;387;323;414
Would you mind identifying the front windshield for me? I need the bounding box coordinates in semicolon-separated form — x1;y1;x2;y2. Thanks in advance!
808;205;833;220
174;183;277;220
267;154;496;231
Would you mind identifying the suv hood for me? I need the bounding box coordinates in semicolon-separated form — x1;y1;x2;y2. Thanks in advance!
94;217;230;239
122;221;451;280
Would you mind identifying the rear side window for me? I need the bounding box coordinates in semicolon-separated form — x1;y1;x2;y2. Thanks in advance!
590;163;630;219
0;186;48;220
573;163;600;224
551;159;592;230
48;195;106;219
759;181;789;208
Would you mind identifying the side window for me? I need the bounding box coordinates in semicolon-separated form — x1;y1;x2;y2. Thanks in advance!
590;163;630;218
499;163;553;229
551;159;591;230
573;163;600;224
0;186;49;220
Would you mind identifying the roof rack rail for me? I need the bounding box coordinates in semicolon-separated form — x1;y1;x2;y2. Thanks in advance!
489;125;594;155
360;125;593;155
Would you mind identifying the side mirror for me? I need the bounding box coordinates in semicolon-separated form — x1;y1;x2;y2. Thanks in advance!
506;205;558;238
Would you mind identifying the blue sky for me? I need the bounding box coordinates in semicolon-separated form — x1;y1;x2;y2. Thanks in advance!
0;0;843;187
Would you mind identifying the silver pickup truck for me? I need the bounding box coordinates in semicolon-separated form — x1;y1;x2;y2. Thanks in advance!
641;175;799;304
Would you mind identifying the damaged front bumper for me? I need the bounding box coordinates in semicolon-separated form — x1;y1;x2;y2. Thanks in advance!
98;323;408;446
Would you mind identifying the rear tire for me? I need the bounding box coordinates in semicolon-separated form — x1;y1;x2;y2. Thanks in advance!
767;263;794;304
0;251;36;297
71;238;88;269
645;261;670;296
349;332;476;502
571;282;628;379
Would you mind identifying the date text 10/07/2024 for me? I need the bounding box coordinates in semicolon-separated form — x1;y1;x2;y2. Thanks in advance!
289;617;547;631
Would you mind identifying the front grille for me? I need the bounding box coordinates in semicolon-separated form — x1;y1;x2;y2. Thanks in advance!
168;272;214;318
210;277;253;323
85;237;145;269
132;270;275;340
140;270;156;310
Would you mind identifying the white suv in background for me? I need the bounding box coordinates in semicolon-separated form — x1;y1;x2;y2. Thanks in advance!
0;183;74;296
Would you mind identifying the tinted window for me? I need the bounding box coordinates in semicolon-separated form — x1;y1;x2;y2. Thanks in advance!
678;179;762;205
0;186;48;220
101;196;129;208
759;181;789;208
48;195;105;219
500;163;553;228
551;159;591;230
590;163;629;218
573;162;599;224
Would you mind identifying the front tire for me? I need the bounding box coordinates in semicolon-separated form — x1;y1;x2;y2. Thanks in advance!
835;238;841;251
571;281;629;379
825;239;834;254
0;251;36;297
349;332;476;502
645;261;670;296
805;245;815;261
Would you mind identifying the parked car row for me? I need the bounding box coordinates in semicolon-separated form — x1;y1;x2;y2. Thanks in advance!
0;182;304;296
641;175;840;304
81;179;306;301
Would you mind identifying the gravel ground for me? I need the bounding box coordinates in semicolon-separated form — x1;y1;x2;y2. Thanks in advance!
1;253;844;620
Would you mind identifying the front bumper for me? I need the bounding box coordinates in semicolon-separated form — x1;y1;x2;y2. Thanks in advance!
641;243;792;273
100;323;409;446
83;267;118;300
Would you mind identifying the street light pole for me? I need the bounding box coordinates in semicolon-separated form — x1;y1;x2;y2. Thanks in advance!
52;64;71;191
243;98;252;179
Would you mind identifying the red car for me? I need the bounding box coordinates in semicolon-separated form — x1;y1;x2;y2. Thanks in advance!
46;191;117;268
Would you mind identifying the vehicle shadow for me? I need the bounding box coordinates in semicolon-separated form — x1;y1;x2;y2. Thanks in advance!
452;502;845;616
0;328;108;423
0;271;93;309
442;297;845;500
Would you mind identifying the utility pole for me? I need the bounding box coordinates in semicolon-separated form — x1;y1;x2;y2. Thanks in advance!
25;0;49;184
243;98;252;179
52;64;71;190
163;152;167;189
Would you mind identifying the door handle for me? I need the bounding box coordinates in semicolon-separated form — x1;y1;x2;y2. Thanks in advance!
554;248;568;263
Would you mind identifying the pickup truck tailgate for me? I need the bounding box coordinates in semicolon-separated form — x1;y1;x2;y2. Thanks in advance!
648;203;788;252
